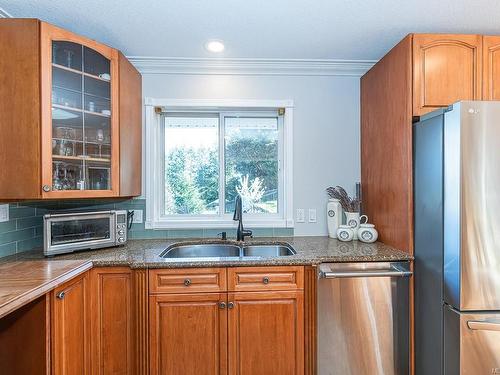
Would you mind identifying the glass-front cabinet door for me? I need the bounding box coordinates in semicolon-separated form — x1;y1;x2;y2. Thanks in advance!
40;23;119;198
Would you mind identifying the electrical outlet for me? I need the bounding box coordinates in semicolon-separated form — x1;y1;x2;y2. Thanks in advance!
308;208;317;223
296;209;305;223
0;205;8;222
132;209;143;224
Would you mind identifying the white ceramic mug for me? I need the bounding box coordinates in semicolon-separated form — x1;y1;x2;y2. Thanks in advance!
344;213;368;240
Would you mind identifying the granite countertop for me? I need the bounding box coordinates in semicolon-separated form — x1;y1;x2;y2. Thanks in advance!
15;236;413;269
0;259;92;318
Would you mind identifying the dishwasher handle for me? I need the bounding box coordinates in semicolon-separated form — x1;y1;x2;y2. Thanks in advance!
319;264;412;279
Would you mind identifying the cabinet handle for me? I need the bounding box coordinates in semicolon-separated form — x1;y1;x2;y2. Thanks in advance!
42;185;51;192
219;302;226;309
56;291;65;299
263;276;270;284
183;278;191;286
228;302;235;309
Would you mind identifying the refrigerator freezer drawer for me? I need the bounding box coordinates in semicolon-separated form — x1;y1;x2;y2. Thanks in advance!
444;305;500;375
317;262;411;375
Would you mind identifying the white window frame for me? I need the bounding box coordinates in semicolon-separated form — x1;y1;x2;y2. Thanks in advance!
144;98;294;229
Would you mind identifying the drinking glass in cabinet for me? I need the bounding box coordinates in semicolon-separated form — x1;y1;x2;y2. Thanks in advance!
52;41;82;71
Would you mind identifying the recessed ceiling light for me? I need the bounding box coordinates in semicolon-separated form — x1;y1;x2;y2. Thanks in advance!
205;40;225;53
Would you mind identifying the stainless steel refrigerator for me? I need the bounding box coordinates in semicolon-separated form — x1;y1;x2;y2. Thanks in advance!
414;101;500;375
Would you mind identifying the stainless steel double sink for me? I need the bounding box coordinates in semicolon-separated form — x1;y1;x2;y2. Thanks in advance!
160;242;296;259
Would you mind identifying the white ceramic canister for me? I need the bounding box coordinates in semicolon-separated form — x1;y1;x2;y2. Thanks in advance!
326;198;342;238
345;212;367;240
358;223;379;243
337;225;354;242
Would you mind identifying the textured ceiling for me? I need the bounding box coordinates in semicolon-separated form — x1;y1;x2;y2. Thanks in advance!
2;0;500;60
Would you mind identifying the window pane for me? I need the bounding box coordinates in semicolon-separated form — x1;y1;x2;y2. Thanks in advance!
224;116;279;214
164;115;219;215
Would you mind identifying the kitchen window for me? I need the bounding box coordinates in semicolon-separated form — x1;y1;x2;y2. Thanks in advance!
145;99;294;229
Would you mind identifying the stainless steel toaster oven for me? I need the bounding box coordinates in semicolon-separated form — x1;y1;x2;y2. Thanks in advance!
44;210;128;256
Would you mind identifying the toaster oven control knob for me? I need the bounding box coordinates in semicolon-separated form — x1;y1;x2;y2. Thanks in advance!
118;230;124;235
118;237;125;243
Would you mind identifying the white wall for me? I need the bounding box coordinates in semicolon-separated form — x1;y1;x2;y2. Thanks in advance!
142;73;360;236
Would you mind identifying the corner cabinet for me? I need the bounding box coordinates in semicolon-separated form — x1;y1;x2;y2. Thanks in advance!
0;19;142;200
52;271;90;375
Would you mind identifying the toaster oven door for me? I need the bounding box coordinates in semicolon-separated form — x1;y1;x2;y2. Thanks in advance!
44;212;116;255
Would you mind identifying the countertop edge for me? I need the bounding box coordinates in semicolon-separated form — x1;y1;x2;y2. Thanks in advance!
0;260;93;319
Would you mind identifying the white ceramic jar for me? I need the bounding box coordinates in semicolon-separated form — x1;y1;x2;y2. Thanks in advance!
337;225;354;242
326;198;342;238
358;223;379;243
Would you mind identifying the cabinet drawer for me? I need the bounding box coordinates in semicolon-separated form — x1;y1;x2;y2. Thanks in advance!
149;268;227;294
228;266;304;291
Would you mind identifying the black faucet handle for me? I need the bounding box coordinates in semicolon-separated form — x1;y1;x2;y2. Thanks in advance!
217;231;227;240
242;229;253;240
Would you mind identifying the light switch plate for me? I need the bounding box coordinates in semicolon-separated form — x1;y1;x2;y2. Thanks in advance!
132;209;143;224
308;208;317;223
296;209;305;223
0;204;9;222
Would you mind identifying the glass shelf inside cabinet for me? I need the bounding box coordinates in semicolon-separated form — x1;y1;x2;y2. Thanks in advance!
51;41;112;191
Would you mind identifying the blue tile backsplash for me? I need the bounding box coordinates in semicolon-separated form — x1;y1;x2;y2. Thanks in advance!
0;198;293;258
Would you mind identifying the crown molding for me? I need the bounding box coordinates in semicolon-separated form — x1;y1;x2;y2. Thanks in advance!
0;6;373;76
0;7;12;18
127;56;376;77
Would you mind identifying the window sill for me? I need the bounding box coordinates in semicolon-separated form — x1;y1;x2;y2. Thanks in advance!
145;218;294;230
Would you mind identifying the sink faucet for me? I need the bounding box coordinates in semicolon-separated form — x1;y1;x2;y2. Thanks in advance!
233;195;253;241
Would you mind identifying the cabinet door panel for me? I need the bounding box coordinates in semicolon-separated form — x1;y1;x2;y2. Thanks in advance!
413;34;482;116
52;272;89;375
228;291;304;375
149;293;227;375
40;21;120;198
90;268;133;375
483;36;500;100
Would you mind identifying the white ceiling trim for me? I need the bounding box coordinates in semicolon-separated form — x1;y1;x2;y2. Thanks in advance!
128;56;376;77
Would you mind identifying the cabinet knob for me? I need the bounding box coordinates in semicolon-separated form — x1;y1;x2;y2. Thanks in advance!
183;278;191;286
42;185;51;192
228;302;235;309
56;291;65;299
263;276;270;284
219;302;226;309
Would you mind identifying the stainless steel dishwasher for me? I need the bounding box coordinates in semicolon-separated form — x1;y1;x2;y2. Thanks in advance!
317;262;412;375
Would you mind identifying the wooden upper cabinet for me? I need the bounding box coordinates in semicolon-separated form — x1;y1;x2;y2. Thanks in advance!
40;22;120;198
118;52;142;197
483;36;500;100
0;19;142;200
89;268;134;375
149;293;228;375
413;34;482;116
228;291;304;375
52;271;89;375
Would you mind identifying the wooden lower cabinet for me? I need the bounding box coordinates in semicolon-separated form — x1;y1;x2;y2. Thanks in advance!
149;292;228;375
89;267;134;375
52;271;89;375
149;267;305;375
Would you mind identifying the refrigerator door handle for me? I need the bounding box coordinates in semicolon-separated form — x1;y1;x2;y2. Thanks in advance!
467;320;500;331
